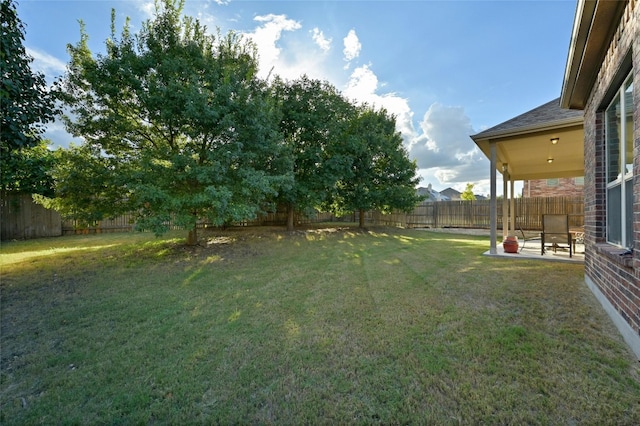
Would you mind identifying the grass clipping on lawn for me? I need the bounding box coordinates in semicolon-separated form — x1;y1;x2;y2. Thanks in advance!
1;226;639;424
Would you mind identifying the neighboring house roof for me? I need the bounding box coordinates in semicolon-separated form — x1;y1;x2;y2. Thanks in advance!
417;185;449;202
472;98;583;140
440;187;461;200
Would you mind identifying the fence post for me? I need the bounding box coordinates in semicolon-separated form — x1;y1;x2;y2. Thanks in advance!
433;202;438;228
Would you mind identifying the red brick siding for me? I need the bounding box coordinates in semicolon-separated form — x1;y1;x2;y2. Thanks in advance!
583;0;639;341
523;178;584;198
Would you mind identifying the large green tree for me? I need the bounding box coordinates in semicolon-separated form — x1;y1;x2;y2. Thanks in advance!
1;0;58;195
55;0;291;244
332;106;423;228
273;76;353;230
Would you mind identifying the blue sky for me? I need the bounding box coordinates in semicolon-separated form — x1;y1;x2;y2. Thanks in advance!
16;0;578;196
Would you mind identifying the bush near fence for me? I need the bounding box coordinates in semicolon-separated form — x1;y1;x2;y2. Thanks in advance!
1;193;583;240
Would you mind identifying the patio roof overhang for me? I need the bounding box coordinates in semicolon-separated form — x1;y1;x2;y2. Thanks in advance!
470;98;585;181
471;116;584;181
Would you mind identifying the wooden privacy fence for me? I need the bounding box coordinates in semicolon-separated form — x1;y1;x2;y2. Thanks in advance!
1;193;62;240
59;210;339;235
373;196;584;230
2;193;583;240
60;196;584;234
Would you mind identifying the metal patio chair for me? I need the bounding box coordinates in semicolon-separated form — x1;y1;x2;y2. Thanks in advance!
518;226;541;253
541;214;572;258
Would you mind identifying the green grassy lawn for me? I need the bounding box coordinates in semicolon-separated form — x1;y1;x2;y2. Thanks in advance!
1;226;639;424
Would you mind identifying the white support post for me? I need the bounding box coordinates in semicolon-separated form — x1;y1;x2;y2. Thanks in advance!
510;179;516;236
489;142;497;254
502;167;508;240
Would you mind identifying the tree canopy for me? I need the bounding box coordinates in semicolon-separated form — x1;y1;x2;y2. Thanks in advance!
1;0;58;195
273;76;354;230
1;139;56;197
55;0;291;244
331;106;423;227
43;0;424;241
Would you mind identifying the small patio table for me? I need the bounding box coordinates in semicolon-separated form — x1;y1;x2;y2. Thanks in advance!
570;228;584;253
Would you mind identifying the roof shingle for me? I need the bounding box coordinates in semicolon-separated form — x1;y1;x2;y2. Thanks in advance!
471;98;583;140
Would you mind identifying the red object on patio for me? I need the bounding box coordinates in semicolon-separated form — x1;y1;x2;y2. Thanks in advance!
503;236;519;253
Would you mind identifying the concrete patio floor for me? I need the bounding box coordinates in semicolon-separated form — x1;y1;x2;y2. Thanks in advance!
416;227;584;264
485;238;585;264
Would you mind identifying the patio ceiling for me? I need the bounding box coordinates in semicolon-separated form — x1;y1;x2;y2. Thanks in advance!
471;98;584;181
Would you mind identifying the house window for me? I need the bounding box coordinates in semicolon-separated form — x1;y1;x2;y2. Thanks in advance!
574;177;584;186
546;178;559;187
605;72;634;248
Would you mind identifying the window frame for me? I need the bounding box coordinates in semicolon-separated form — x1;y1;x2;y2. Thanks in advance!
605;72;634;248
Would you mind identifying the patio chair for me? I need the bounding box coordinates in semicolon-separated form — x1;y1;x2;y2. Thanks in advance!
541;214;572;258
518;226;541;253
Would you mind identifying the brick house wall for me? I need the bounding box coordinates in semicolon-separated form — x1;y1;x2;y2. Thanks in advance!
522;177;584;197
581;0;639;357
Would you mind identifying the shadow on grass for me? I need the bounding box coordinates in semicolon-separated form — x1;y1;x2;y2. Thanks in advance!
1;225;638;425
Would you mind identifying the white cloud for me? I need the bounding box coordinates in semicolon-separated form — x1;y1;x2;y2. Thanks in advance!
136;0;155;19
26;48;67;80
409;103;478;167
342;29;361;66
241;14;343;83
344;64;378;99
407;104;502;196
246;14;302;80
311;28;332;52
289;23;501;196
343;64;415;143
341;65;495;194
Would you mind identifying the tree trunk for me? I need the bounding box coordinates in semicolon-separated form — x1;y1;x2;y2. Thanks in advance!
186;225;198;246
359;209;365;228
286;204;295;231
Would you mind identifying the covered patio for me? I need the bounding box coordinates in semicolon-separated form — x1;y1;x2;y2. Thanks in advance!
425;226;585;263
489;232;584;263
470;98;584;260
